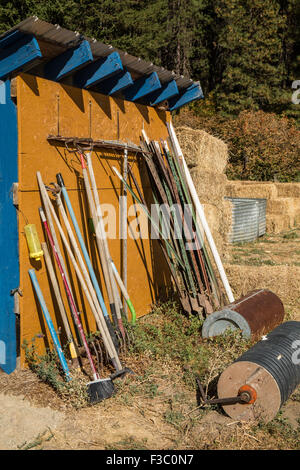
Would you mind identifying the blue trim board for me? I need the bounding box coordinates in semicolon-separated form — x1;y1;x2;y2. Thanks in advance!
0;30;24;49
122;72;161;101
44;40;93;81
97;69;134;95
168;82;204;111
0;79;19;374
0;33;42;80
147;80;179;106
74;51;123;89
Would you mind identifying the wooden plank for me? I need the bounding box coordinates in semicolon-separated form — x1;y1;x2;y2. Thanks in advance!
168;82;204;111
97;69;133;95
146;79;179;106
0;34;42;80
74;51;123;88
44;40;93;81
122;72;161;102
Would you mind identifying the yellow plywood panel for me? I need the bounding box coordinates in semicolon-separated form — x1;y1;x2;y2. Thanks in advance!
17;74;172;366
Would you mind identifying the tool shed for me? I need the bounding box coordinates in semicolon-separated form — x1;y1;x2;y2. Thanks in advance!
0;17;203;374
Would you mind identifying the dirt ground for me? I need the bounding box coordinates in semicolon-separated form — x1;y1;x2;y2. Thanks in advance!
0;227;299;450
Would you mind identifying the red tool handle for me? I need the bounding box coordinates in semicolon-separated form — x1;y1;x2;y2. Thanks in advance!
39;207;99;380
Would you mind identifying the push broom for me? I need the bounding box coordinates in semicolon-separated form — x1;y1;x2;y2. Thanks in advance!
40;196;122;370
39;206;115;403
39;208;116;402
42;184;131;381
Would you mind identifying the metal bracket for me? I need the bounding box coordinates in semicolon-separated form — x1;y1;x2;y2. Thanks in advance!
196;377;251;406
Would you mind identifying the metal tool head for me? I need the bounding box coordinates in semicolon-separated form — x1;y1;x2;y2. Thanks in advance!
87;378;115;404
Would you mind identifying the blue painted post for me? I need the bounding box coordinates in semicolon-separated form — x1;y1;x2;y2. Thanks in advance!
44;40;93;81
29;269;71;381
122;72;161;101
74;52;123;89
0;34;42;80
97;69;133;95
146;80;179;106
0;79;18;374
168;82;204;111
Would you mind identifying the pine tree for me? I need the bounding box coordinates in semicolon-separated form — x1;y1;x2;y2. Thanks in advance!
212;0;288;116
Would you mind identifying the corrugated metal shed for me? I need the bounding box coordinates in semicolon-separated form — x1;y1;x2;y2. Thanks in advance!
226;197;267;243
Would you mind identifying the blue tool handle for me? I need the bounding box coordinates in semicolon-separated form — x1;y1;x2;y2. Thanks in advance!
29;268;71;381
57;174;109;320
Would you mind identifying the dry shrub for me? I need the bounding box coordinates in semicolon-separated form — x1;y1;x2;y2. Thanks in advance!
174;109;300;182
176;126;228;173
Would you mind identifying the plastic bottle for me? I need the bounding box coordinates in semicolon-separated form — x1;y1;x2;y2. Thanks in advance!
24;224;43;261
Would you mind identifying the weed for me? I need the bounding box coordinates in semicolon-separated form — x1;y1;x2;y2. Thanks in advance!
164;410;185;427
22;336;89;408
17;428;54;450
105;436;149;450
282;231;299;240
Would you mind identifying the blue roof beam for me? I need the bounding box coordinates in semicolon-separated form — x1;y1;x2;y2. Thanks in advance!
44;40;93;81
96;69;134;96
122;72;161;102
168;82;204;111
0;33;42;80
146;79;179;106
74;51;123;89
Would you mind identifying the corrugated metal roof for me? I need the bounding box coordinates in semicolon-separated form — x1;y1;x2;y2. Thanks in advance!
225;197;267;243
0;16;196;91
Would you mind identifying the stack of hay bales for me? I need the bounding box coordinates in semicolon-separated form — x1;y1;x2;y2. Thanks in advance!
226;181;300;233
176;126;232;260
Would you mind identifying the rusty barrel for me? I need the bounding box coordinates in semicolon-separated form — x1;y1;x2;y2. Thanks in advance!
217;321;300;422
202;289;284;340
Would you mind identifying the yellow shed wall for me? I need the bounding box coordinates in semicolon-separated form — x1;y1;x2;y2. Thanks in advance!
16;73;172;366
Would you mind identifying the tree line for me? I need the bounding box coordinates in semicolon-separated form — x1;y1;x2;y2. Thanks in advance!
0;0;299;120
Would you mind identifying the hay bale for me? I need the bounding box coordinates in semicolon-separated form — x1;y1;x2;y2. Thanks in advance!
201;201;232;260
190;170;227;205
225;264;300;320
275;183;300;198
266;214;293;233
176;126;228;173
225;181;278;199
267;198;296;218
